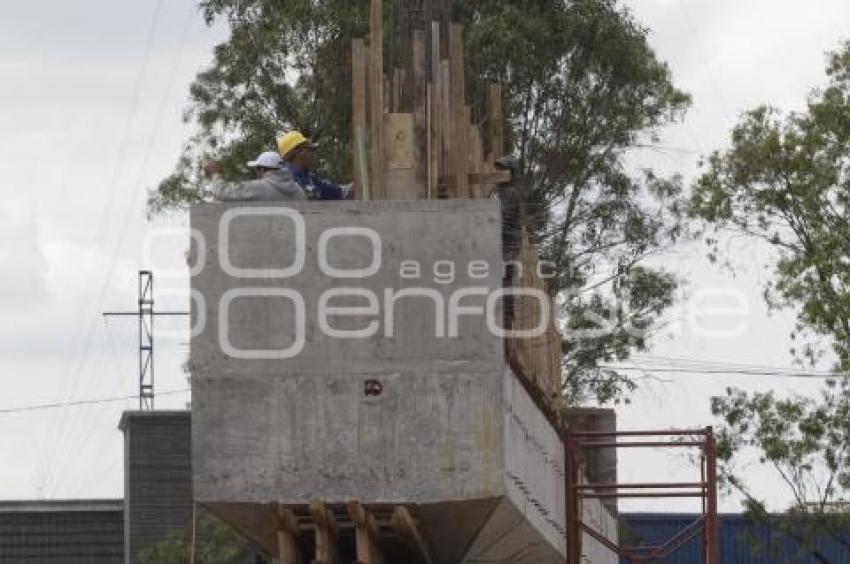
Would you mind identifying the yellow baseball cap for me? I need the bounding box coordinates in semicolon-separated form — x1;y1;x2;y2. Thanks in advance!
277;131;318;157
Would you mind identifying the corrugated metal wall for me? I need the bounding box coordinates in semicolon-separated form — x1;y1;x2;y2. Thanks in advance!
0;502;123;563
121;411;193;564
620;513;850;563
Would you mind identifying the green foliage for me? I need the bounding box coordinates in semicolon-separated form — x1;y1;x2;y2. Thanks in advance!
694;40;850;558
138;511;258;564
712;385;850;560
151;0;690;403
691;40;850;371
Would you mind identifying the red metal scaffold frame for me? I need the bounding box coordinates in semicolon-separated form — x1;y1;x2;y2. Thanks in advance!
563;428;719;563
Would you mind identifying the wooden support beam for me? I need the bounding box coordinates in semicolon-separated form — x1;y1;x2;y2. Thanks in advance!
449;25;469;198
439;60;451;197
429;22;442;198
469;170;511;185
468;121;484;198
424;1;434;78
412;29;428;199
384;113;417;199
347;501;384;564
392;69;401;113
391;506;434;564
352;38;368;201
369;0;385;200
309;501;338;564
488;82;504;165
275;505;301;564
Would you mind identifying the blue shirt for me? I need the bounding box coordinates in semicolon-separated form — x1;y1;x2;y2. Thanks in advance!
285;162;344;201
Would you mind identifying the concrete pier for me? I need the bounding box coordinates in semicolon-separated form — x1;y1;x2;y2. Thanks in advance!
190;201;616;562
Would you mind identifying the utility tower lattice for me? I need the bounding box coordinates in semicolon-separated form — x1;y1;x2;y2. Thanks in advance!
103;271;190;410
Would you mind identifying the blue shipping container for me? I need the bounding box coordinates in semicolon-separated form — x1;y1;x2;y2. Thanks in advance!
620;513;850;563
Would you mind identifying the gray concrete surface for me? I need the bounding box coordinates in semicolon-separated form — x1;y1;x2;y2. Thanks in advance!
190;201;616;561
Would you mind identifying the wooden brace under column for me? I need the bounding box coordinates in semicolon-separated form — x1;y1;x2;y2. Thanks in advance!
309;500;339;564
275;505;301;564
347;501;384;564
391;506;435;564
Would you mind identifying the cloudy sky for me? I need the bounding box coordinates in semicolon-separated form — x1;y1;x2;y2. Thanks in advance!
1;0;849;513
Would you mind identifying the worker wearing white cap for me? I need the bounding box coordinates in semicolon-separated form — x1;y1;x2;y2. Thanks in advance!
206;150;307;201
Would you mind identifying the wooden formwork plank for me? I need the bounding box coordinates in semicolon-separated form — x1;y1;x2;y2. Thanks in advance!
412;29;428;199
347;501;384;564
449;25;468;198
424;0;434;78
391;506;434;564
352;38;368;201
429;22;442;198
488;82;504;164
309;501;338;564
385;113;416;170
439;60;451;197
369;0;385;200
469;171;511;185
385;113;418;199
426;85;435;199
275;505;301;564
468;120;484;198
392;69;401;113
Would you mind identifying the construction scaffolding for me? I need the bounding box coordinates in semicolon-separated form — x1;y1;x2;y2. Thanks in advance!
564;428;720;563
352;0;563;413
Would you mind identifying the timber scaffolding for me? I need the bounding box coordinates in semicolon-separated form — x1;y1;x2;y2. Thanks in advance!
350;0;564;415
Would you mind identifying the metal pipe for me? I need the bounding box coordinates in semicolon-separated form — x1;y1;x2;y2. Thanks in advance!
569;429;708;438
576;441;705;449
578;521;624;557
573;482;705;490
579;492;705;499
705;427;720;564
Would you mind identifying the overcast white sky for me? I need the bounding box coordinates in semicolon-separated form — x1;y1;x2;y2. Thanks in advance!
1;0;849;514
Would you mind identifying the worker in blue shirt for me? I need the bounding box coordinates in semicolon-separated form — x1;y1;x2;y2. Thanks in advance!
277;131;351;200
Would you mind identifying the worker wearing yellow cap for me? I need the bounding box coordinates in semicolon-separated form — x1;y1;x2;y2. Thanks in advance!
278;131;350;200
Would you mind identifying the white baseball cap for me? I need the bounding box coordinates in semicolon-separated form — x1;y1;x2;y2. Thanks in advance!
247;151;283;169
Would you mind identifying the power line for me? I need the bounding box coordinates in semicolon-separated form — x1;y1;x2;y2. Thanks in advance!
602;365;843;380
0;389;190;416
36;0;168;499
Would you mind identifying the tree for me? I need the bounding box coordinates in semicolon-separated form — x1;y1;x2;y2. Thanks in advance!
150;0;690;403
691;40;850;558
139;511;261;564
712;386;850;561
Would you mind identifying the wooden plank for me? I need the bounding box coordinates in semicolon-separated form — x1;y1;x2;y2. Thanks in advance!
275;505;300;564
450;25;469;198
469;170;511;185
384;112;418;200
412;29;428;199
424;1;434;78
391;506;434;564
430;21;441;86
392;69;401;113
468;121;482;198
369;0;385;200
439;60;451;197
488;82;504;164
352;38;368;201
347;501;383;564
309;501;338;564
426;85;437;199
399;69;408;112
385;113;416;170
429;22;442;199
